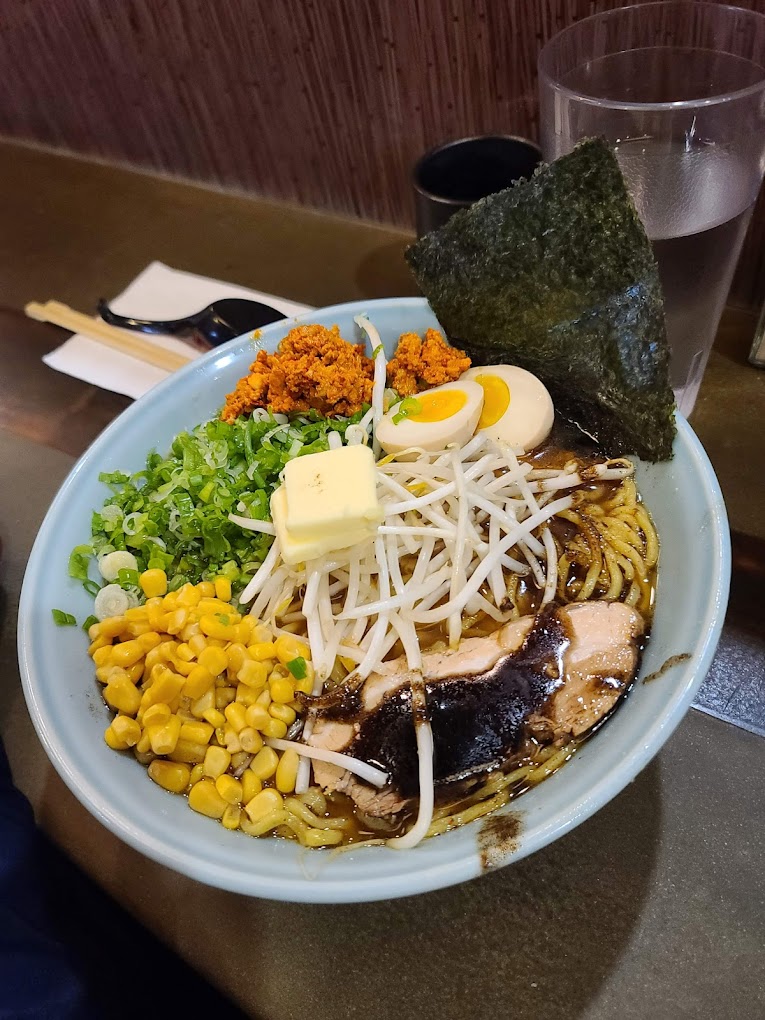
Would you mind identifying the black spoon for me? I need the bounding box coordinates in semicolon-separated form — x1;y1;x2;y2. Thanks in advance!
97;296;286;349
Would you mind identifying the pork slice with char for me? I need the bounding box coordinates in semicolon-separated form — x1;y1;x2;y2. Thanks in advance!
307;602;644;817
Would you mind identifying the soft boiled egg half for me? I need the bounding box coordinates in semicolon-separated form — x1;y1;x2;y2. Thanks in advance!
376;379;484;456
461;365;554;452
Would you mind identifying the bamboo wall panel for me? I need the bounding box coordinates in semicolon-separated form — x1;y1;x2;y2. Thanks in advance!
0;0;764;307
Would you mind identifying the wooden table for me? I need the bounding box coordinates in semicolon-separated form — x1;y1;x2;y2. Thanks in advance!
2;140;765;1020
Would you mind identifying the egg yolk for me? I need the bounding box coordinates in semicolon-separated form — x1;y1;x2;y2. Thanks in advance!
473;374;510;428
408;389;467;423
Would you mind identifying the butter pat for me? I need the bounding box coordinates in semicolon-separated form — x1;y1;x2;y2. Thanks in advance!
283;445;383;539
271;445;383;566
271;487;378;566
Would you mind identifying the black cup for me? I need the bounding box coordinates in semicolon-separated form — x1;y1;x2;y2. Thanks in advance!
413;135;543;236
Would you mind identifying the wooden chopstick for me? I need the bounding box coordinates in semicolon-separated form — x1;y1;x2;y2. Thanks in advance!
25;299;193;372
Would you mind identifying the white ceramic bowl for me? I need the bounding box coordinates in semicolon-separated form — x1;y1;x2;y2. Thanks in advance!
17;297;730;903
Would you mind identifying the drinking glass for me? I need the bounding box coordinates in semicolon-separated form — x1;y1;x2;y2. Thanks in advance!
538;2;765;417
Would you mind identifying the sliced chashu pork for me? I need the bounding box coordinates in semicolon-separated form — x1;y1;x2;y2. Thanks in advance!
306;601;643;817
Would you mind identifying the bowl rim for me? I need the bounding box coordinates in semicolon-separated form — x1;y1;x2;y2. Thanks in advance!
17;295;731;902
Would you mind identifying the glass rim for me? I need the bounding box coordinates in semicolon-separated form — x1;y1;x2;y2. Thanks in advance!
412;134;543;206
538;1;765;111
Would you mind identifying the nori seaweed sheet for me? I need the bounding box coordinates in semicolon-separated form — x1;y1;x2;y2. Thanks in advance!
405;138;676;461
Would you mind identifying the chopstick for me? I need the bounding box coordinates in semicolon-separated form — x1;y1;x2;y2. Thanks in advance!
24;299;193;372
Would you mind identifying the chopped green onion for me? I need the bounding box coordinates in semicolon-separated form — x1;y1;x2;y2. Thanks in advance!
217;614;230;626
392;397;422;425
68;545;92;581
52;609;77;626
372;344;384;359
286;656;307;679
117;567;140;588
83;579;102;598
82;614;98;632
75;407;367;598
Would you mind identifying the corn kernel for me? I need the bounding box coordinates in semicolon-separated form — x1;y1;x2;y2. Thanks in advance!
175;642;195;662
92;645;114;667
180;621;201;642
196;597;234;615
214;576;232;602
274;634;310;666
142;703;172;728
143;647;164;677
198;645;228;676
222;805;242;830
135;730;152;754
199;615;238;642
236;616;254;643
125;620;152;638
203;745;231;779
241;769;262;803
251;622;272;643
191;688;215;718
148;759;190;794
104;724;129;750
244;788;283;823
197;580;215;598
214;726;226;746
142;665;185;707
263;718;288;740
148;714;182;755
183;664;215;700
104;675;142;716
168;738;208;764
125;662;144;684
255;689;271;709
224;701;248;733
239;727;264;754
249;641;276;662
188;633;208;656
161;591;178;610
237;659;267;689
179;720;213;745
275;749;300;794
95;664;124;685
294;676;314;696
225;642;248;673
202;707;226;728
140;569;168;597
270;677;295;704
215;773;243;805
235;684;260;707
189;763;205;786
147;604;166;629
223;727;242;753
269;703;296;726
165;608;190;636
244;704;271;731
126;606;150;624
188;779;228;819
88;634;111;654
176;583;201;607
215;687;236;710
250;746;279;781
170;655;194;676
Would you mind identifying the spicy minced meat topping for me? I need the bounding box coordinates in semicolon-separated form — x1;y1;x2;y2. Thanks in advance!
222;324;374;421
386;328;471;397
221;323;471;421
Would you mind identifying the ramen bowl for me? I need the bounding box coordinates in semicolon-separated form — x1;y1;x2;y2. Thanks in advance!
17;297;730;903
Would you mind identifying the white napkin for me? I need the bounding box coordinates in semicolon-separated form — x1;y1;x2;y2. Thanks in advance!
42;261;313;400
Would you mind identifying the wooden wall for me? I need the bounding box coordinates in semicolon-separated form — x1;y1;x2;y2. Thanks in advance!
1;0;764;307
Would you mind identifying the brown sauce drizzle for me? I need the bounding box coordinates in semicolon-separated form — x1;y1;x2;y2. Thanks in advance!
478;812;522;870
642;652;692;683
